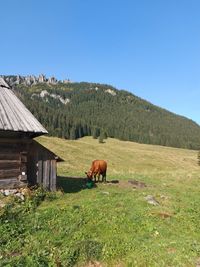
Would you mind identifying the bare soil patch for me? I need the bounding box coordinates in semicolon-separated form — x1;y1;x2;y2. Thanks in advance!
107;179;147;189
84;261;103;267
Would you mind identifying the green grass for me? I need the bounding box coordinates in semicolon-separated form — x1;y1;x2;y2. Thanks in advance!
1;136;200;266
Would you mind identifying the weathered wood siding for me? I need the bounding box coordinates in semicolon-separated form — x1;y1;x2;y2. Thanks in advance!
0;140;28;189
0;139;58;191
27;141;57;191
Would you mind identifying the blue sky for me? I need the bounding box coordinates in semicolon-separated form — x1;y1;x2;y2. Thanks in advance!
1;0;200;124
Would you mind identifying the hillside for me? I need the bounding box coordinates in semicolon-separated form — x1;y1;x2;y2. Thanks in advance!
2;75;200;149
1;136;200;266
36;136;199;177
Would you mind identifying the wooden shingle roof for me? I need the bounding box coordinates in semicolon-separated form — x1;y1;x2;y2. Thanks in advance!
0;78;48;136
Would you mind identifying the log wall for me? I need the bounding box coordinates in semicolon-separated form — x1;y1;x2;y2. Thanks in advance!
0;139;58;191
0;140;28;189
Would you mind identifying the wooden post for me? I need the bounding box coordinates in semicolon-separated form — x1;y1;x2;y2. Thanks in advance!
50;160;56;191
37;160;43;185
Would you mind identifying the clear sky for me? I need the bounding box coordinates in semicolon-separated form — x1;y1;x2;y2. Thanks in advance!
1;0;200;124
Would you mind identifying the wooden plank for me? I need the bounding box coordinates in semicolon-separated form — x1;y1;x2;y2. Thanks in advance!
42;160;50;190
0;178;27;189
47;161;50;190
0;148;20;153
0;154;20;160
42;160;47;188
50;160;57;191
0;143;20;148
0;169;20;179
0;177;19;181
45;160;50;190
0;160;20;163
0;161;20;169
0;149;20;154
0;138;31;144
50;161;53;191
37;160;43;185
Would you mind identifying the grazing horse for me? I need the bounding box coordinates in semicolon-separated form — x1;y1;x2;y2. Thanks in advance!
85;160;107;183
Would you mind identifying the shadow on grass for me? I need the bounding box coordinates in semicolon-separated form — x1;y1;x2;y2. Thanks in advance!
57;176;96;193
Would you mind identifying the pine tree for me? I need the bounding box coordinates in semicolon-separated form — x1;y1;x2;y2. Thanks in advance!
98;134;104;143
92;127;100;139
70;127;76;140
102;131;108;139
98;131;105;143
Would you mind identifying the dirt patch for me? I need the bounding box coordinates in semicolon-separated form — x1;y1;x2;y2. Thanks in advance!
151;211;173;219
196;258;200;267
84;261;124;267
84;261;103;267
167;247;176;254
107;179;147;189
128;179;147;188
157;212;173;219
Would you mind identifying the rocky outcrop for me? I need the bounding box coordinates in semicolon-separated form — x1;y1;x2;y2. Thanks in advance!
38;74;46;83
48;76;57;84
0;75;72;87
62;79;73;84
31;90;70;105
105;88;117;96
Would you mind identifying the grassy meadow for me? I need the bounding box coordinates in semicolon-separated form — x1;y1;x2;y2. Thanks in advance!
1;136;200;267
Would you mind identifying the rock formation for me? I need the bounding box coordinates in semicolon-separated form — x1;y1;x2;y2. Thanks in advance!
0;75;72;87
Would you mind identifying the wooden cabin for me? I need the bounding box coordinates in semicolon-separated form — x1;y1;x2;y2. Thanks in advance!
0;78;62;190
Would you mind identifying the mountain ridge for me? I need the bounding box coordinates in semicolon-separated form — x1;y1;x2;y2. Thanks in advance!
0;74;72;87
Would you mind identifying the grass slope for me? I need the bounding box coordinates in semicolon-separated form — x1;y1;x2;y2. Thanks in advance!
37;135;198;177
1;136;200;266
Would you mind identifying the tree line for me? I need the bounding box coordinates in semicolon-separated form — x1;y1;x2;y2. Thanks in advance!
14;82;200;150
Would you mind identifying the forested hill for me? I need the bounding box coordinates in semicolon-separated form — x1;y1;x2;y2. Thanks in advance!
9;80;200;149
